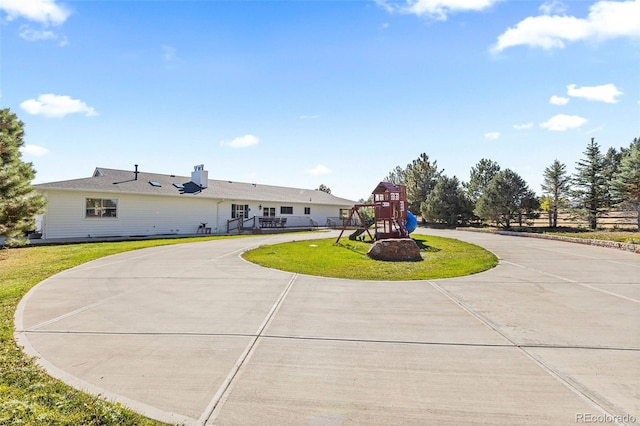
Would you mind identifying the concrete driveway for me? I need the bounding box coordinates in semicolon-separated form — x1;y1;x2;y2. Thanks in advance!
14;229;640;425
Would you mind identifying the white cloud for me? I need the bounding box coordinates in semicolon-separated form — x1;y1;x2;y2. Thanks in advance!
20;94;97;117
539;0;567;15
513;122;534;130
19;24;67;46
567;83;623;103
20;144;49;156
492;0;640;53
306;164;332;176
540;114;587;131
493;15;591;52
377;0;501;20
549;95;570;105
19;25;56;41
221;134;259;148
484;131;501;140
0;0;71;26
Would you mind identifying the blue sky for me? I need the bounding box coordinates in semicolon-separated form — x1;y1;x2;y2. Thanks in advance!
2;0;639;202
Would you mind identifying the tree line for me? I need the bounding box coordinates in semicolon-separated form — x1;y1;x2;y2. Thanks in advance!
382;137;640;230
1;104;639;247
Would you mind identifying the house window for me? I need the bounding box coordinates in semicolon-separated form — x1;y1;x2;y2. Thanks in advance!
339;209;350;219
232;204;248;219
86;198;118;218
280;206;293;215
304;207;311;215
263;207;276;217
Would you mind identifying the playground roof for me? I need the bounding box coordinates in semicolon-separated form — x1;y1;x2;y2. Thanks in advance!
372;182;403;194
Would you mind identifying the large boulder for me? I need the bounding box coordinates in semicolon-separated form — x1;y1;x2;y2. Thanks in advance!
367;238;422;261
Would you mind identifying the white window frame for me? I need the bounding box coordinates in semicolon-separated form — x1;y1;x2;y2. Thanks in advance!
85;198;118;219
232;204;248;219
263;207;276;217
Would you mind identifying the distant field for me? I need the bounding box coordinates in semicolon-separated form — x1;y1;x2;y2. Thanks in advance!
548;230;640;245
530;209;638;230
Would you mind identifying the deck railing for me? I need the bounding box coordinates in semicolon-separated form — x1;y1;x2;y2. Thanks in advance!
227;216;257;233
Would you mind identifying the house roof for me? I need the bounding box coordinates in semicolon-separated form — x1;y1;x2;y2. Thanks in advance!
34;167;356;206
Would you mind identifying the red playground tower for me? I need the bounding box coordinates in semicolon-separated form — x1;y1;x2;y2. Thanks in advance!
336;181;409;243
371;182;408;239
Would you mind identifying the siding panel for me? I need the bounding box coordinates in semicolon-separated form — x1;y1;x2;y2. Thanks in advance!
42;191;218;238
40;191;352;239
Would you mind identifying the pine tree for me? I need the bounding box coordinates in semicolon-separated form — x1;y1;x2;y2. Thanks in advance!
572;138;607;230
0;108;47;246
404;153;442;213
602;147;622;208
383;165;406;186
420;175;473;226
475;169;538;228
612;137;640;229
465;158;501;203
541;159;570;228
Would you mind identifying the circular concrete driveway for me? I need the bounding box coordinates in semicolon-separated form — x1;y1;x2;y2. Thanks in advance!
15;229;640;425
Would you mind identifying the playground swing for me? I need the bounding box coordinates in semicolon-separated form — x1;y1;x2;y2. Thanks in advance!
336;181;417;244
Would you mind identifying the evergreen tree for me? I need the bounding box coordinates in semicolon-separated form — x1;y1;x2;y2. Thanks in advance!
475;169;538;228
0;108;47;246
465;158;501;203
612;137;640;229
602;147;622;208
517;191;541;227
383;165;406;186
572;138;608;230
541;159;570;228
404;153;442;213
420;175;473;226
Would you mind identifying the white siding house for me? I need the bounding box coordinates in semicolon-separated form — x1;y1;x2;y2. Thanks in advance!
34;166;355;240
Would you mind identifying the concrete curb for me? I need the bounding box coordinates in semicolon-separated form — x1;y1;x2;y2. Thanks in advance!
455;228;640;254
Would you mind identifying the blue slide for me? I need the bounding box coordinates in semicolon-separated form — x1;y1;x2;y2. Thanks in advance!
405;211;418;234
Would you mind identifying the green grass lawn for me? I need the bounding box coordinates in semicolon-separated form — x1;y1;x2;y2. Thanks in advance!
550;230;640;245
242;234;498;280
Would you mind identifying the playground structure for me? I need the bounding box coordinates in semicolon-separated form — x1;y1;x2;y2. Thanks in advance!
336;182;417;243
